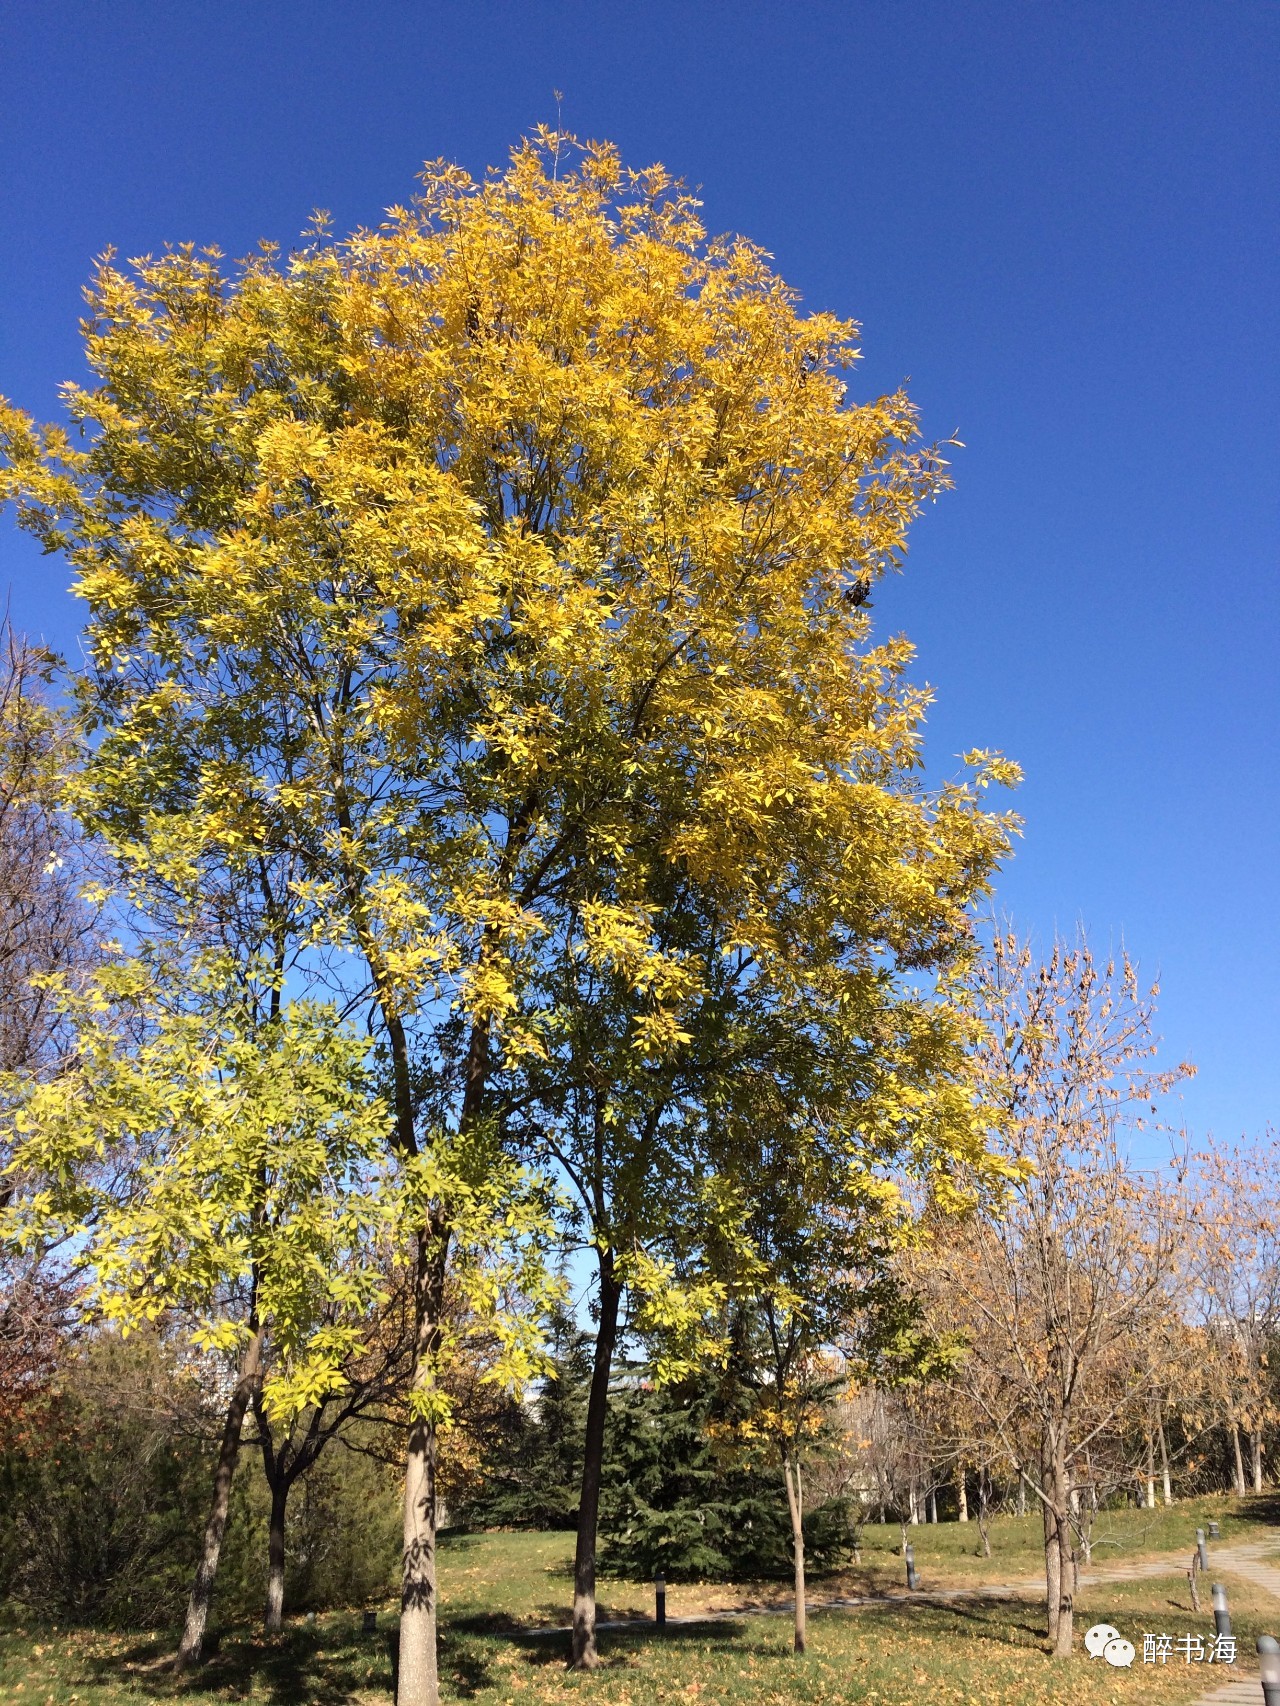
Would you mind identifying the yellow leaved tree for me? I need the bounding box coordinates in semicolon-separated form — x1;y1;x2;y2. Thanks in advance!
1;132;1018;1698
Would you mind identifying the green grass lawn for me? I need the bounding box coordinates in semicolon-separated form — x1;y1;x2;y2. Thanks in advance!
2;1494;1276;1705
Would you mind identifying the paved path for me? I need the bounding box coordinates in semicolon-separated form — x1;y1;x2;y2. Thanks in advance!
1159;1541;1280;1705
1212;1540;1280;1601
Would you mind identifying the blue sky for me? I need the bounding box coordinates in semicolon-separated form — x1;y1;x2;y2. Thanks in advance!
1;2;1276;1148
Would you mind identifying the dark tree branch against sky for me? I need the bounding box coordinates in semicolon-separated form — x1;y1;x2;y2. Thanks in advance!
0;1;1275;1149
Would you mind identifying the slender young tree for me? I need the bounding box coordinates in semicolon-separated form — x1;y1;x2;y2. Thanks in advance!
1188;1137;1280;1496
0;956;403;1663
726;1306;848;1655
716;1066;975;1656
919;931;1191;1656
251;1278;414;1636
250;1255;526;1635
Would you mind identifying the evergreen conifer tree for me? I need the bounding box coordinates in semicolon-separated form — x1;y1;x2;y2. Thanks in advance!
600;1368;855;1581
460;1308;591;1530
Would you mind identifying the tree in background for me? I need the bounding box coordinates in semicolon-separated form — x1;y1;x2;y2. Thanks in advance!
0;624;93;1448
920;931;1190;1656
708;1044;973;1656
0;1327;214;1628
0;1261;79;1461
459;1305;592;1531
1188;1137;1280;1496
1130;1306;1194;1508
0;621;90;1085
234;1434;402;1619
599;1366;820;1584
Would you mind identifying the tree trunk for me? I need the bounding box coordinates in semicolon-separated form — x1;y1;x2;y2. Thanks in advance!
265;1479;288;1635
927;1485;937;1524
908;1479;919;1524
1252;1430;1264;1494
957;1468;969;1522
1055;1508;1075;1656
570;1255;621;1670
398;1226;448;1706
1017;1476;1026;1517
977;1469;992;1558
1157;1419;1173;1505
1052;1438;1073;1657
176;1325;263;1670
1230;1419;1247;1495
1043;1487;1061;1646
1073;1464;1093;1566
783;1451;807;1654
1145;1430;1156;1508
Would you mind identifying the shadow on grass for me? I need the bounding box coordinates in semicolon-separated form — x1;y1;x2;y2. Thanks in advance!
79;1618;395;1706
508;1615;750;1672
851;1595;1049;1648
438;1530;488;1554
77;1617;747;1705
446;1609;534;1636
75;1613;746;1705
436;1625;503;1698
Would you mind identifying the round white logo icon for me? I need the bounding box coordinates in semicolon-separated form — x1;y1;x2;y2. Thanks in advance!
1103;1637;1136;1668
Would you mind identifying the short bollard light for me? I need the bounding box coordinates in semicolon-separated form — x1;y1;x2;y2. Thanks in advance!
655;1573;666;1629
905;1544;918;1591
1196;1527;1210;1572
1258;1634;1280;1706
1210;1582;1231;1639
362;1609;377;1635
1208;1520;1221;1540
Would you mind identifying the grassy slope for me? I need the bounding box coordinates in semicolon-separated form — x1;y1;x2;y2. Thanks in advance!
2;1494;1276;1704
